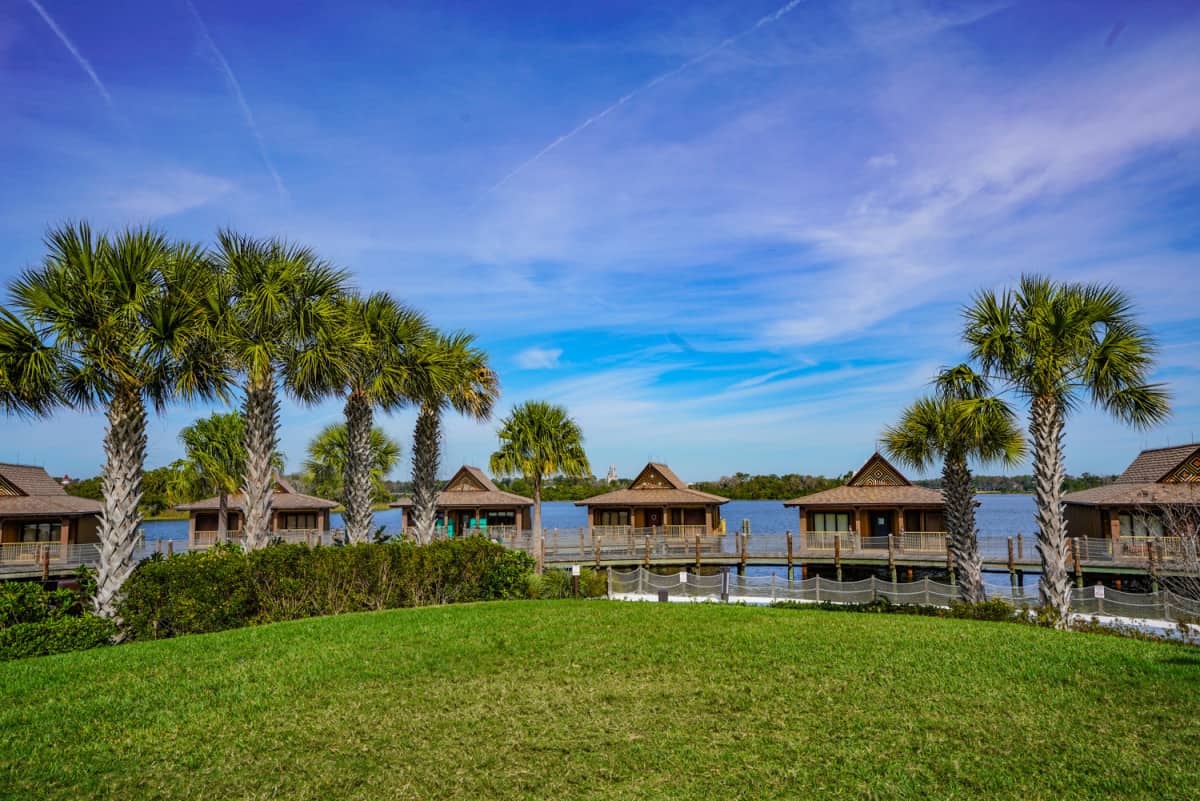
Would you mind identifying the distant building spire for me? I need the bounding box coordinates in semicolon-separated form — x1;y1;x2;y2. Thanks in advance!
606;464;618;484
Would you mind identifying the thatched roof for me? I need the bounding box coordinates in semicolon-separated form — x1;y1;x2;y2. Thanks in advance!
389;466;532;509
576;463;728;507
175;475;336;512
784;452;944;508
1064;444;1200;507
0;463;102;518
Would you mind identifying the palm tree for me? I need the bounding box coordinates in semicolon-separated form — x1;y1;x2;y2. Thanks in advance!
168;411;282;542
963;276;1169;621
490;400;591;571
319;293;428;544
212;231;349;550
303;422;401;508
2;223;229;617
409;331;499;545
884;365;1024;603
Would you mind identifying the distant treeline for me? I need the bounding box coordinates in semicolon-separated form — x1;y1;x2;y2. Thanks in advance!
913;473;1118;494
689;473;852;501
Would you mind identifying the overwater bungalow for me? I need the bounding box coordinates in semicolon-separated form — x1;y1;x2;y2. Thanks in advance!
783;452;945;546
175;475;337;547
1064;443;1200;543
577;462;728;536
0;463;101;560
389;465;532;536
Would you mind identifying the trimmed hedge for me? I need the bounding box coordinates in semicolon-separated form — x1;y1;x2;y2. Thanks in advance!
0;615;116;661
118;538;535;640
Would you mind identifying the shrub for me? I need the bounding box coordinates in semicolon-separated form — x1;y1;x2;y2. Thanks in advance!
947;597;1020;622
118;538;534;641
0;615;115;661
0;582;80;626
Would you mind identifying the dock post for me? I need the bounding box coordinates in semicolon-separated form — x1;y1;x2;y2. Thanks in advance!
786;530;794;581
1016;533;1024;561
1071;537;1083;588
695;534;702;570
1149;542;1160;594
156;539;163;555
834;537;842;582
644;536;651;568
800;562;806;581
41;547;50;581
888;534;896;584
594;536;601;568
740;532;748;568
553;528;558;558
167;540;174;557
947;542;956;588
1007;537;1016;589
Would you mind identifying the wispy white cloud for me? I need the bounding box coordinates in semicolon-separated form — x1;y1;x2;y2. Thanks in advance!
106;168;235;220
487;0;806;192
515;346;563;370
184;0;288;200
25;0;113;108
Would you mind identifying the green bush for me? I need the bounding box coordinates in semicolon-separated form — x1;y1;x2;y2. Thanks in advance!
947;597;1020;621
0;615;115;661
118;537;534;640
0;582;81;626
523;567;608;600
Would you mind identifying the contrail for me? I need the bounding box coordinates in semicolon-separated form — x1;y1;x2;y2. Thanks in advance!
184;0;288;200
488;0;804;193
26;0;113;108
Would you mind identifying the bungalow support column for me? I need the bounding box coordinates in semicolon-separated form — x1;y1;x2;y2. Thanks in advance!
1109;511;1121;560
59;517;70;546
188;514;196;547
704;505;712;534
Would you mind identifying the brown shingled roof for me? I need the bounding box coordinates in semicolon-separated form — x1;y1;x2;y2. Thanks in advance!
576;463;728;507
389;465;533;509
0;463;102;517
175;475;336;512
1062;482;1200;507
783;452;943;507
1115;444;1200;483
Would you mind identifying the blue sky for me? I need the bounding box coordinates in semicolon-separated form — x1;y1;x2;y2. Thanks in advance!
2;0;1199;482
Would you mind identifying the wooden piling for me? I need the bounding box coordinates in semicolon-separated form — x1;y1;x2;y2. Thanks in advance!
644;536;651;568
167;540;174;557
694;534;702;570
41;547;50;581
834;537;842;582
887;533;896;583
594;535;601;568
786;530;794;581
1016;533;1024;560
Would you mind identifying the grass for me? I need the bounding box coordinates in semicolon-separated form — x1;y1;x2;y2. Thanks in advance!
2;602;1198;801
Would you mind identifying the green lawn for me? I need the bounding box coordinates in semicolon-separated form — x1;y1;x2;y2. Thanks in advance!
2;602;1198;800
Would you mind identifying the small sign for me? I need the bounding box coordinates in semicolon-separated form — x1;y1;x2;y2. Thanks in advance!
1094;583;1105;599
571;565;581;576
679;570;688;583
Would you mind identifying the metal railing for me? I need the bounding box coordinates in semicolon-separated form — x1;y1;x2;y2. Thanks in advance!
606;567;1200;624
0;542;102;573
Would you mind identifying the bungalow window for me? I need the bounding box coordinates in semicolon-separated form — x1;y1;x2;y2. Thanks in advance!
281;513;318;531
485;511;515;527
599;510;629;526
1118;513;1163;537
20;522;56;542
812;512;850;533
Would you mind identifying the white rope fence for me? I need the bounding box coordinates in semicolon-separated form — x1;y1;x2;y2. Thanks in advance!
605;567;1200;623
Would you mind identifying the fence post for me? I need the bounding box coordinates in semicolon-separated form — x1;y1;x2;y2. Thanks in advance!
606;566;613;599
771;573;777;603
1095;582;1104;616
720;567;729;603
1007;537;1016;590
815;575;821;603
786;530;794;581
946;542;956;587
924;578;931;606
553;528;559;557
887;534;896;584
1071;537;1083;588
167;540;174;557
834;536;842;582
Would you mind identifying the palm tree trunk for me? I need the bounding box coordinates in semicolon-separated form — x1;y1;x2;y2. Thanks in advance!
242;376;279;550
532;475;543;574
343;391;374;545
217;491;229;542
93;390;147;620
943;453;986;603
1031;395;1071;624
411;403;441;545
